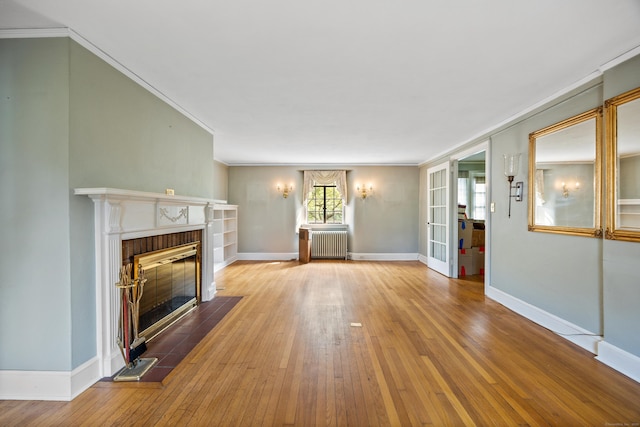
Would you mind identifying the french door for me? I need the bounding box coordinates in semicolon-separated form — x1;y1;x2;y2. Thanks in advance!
427;161;450;276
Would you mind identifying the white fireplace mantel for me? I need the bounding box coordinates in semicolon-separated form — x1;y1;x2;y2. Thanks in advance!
75;187;220;378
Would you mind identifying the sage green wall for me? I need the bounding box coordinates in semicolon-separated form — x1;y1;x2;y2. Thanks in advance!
68;40;214;368
490;84;603;335
68;41;213;197
348;166;419;254
213;160;229;201
0;38;72;370
419;53;640;360
602;53;640;356
228;166;419;255
0;37;214;372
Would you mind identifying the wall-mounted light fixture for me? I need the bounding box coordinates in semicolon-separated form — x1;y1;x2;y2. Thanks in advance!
503;154;523;218
356;184;373;200
277;184;293;198
561;181;580;198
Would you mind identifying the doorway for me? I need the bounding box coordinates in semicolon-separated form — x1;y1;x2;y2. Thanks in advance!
453;144;488;286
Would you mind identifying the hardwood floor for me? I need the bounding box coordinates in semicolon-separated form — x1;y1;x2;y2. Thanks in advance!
2;260;639;426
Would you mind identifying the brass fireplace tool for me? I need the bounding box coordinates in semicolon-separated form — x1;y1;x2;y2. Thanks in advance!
114;263;157;381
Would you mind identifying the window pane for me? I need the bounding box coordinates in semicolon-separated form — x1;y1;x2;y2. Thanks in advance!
307;184;343;224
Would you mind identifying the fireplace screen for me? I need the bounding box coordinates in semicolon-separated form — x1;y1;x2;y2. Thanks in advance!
133;242;200;339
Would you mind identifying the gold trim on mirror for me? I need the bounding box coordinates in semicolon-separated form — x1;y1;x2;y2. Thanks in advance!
528;108;603;237
605;86;640;243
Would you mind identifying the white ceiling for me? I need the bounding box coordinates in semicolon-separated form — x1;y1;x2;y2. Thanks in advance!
2;0;640;166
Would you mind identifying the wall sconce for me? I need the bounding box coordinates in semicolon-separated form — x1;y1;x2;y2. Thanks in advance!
503;154;523;218
277;184;293;198
561;181;580;198
356;184;373;200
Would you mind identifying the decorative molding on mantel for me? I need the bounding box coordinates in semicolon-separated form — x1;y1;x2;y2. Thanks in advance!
75;187;219;387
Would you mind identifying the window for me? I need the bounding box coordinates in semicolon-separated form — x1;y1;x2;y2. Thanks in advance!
458;171;486;220
302;170;347;226
458;176;469;218
472;175;486;220
307;185;343;224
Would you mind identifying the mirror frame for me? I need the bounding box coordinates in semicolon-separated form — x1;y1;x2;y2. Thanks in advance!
528;107;603;237
605;86;640;243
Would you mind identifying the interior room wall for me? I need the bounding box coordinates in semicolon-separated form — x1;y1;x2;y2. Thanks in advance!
602;53;640;359
1;37;215;377
0;37;72;371
489;84;603;335
419;52;640;375
228;166;419;258
213;160;229;201
68;39;214;369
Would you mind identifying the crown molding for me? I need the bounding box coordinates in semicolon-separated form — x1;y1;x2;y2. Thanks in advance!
599;44;640;73
0;28;69;38
1;27;215;137
66;29;214;136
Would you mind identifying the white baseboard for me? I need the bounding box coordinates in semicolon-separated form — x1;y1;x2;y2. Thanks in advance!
485;285;602;354
418;254;428;265
0;357;101;401
238;252;419;262
596;341;640;383
237;252;298;261
349;253;419;261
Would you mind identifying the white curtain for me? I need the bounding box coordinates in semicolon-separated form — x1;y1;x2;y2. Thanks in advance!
302;170;347;203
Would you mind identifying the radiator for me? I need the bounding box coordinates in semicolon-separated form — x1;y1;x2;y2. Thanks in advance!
311;230;348;260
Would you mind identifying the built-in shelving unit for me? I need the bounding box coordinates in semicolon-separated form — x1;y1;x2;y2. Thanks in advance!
618;199;640;229
213;203;238;272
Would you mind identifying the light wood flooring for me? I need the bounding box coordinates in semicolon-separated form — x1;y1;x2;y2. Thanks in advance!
1;260;639;426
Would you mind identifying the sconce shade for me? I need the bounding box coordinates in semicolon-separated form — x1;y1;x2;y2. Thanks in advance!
503;154;521;178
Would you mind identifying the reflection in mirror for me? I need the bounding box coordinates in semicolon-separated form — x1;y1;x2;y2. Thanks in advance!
605;87;640;242
528;108;602;237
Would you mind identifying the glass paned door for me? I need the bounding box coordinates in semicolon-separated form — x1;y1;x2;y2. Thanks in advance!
427;162;450;276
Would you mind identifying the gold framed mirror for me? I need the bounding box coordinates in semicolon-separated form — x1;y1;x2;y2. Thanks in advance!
528;108;602;237
605;86;640;242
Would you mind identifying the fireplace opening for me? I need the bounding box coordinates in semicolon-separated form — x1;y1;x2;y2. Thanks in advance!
132;242;201;340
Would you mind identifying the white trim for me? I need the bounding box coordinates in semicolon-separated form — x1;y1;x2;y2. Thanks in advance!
238;252;299;261
596;341;640;384
349;253;419;261
450;141;489;162
599;44;640;73
486;285;602;354
238;252;418;262
0;28;69;38
0;357;100;401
